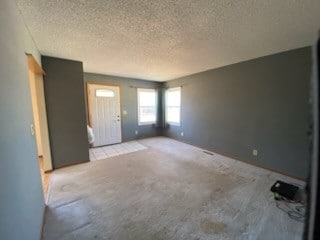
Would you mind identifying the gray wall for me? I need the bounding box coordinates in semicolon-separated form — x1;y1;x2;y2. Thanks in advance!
164;47;311;179
84;73;162;141
0;1;45;239
42;57;89;169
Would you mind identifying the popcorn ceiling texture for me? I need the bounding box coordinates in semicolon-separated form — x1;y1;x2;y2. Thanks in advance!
17;0;320;81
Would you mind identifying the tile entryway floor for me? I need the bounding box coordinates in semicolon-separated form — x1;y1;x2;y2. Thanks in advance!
89;140;147;161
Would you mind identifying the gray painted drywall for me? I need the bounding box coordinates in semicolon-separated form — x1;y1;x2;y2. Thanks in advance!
84;73;162;141
164;47;311;179
0;1;45;239
42;57;89;169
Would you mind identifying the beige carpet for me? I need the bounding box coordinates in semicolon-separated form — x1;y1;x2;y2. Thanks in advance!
44;137;304;240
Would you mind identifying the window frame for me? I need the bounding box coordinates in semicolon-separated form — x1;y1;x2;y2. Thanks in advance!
165;87;181;126
137;88;158;126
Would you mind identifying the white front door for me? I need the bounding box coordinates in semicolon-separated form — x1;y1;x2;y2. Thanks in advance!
88;84;122;147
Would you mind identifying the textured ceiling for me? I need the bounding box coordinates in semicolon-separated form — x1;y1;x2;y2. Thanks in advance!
17;0;320;81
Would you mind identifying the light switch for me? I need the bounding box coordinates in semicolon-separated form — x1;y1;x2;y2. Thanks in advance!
30;124;35;136
253;149;258;156
123;110;127;115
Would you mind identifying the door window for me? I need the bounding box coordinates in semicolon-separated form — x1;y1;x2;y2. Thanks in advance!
96;89;115;98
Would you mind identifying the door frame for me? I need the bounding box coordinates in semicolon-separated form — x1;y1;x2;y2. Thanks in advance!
86;82;123;146
27;53;53;172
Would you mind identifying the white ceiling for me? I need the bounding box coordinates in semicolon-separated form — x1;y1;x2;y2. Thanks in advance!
17;0;320;81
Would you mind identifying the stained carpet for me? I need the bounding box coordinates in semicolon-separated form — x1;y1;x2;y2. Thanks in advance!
44;137;304;240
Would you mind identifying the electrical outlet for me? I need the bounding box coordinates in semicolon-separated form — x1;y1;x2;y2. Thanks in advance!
135;130;138;135
181;132;184;136
253;149;258;156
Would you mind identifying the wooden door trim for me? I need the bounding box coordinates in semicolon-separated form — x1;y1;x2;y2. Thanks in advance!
26;53;45;75
86;82;123;144
26;53;53;172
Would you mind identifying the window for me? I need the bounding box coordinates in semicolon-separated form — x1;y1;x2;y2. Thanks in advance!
96;89;115;97
137;88;157;125
166;87;181;125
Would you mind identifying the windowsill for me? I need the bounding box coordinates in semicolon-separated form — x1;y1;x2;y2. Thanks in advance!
166;122;180;127
138;122;156;126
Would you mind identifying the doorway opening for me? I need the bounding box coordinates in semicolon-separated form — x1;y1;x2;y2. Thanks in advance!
27;54;52;201
87;83;122;148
